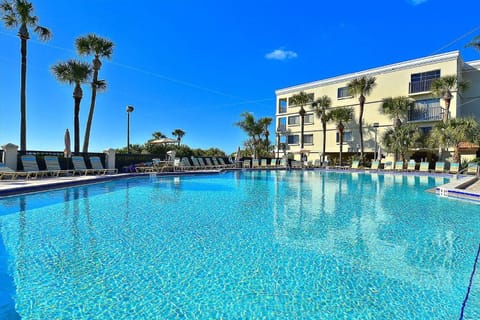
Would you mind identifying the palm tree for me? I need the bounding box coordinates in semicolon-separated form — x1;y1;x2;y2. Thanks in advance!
235;112;263;159
152;131;167;139
1;0;51;150
381;124;420;162
289;91;311;151
76;34;114;153
51;60;92;153
430;75;469;123
172;129;185;146
466;35;480;53
258;117;273;154
347;76;376;162
311;95;331;164
429;117;479;162
328;107;354;166
381;96;414;127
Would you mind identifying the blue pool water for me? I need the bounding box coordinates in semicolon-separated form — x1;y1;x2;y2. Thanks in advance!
0;170;479;319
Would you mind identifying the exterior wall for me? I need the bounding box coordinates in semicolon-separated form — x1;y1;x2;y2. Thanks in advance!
461;60;480;119
275;51;477;162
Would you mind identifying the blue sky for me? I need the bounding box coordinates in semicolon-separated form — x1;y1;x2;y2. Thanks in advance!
1;0;480;154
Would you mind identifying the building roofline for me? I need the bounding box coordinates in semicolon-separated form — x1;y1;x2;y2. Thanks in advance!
464;59;480;70
276;50;460;96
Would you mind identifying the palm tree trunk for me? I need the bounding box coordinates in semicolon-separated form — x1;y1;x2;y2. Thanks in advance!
358;95;365;162
20;36;28;151
82;59;100;153
322;119;327;164
73;84;83;154
443;98;451;123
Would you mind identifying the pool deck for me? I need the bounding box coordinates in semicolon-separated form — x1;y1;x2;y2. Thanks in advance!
0;169;479;202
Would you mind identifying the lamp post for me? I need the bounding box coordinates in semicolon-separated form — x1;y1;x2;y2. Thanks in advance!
373;122;379;161
126;105;134;154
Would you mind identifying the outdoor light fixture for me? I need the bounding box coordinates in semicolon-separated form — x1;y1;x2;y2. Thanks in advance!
126;105;134;154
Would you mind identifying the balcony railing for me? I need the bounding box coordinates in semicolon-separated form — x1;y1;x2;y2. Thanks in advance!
409;79;436;94
408;106;444;122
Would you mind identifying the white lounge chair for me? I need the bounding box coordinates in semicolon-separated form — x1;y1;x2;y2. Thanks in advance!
44;156;75;176
90;156;118;175
21;155;51;178
71;156;97;175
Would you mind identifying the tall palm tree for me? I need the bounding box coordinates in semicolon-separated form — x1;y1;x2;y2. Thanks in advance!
466;35;480;53
289;91;312;161
311;95;331;164
328;107;353;166
347;76;376;162
51;60;92;153
381;96;414;128
430;75;469;123
76;34;114;153
1;0;51;150
381;124;420;162
172;129;186;146
258;117;273;153
235;112;263;159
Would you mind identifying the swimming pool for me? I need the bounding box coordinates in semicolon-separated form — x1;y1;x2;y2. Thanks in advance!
0;170;479;318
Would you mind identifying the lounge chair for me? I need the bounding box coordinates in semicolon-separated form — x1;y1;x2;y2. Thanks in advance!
419;162;430;173
71;156;97;175
313;159;321;168
406;160;416;172
467;163;478;175
242;159;251;168
449;162;459;174
368;160;380;170
218;157;234;168
383;161;393;171
269;159;278;168
0;162;30;180
211;158;224;168
90;156;118;175
434;162;445;173
252;159;260;168
44;156;75;176
291;160;302;169
179;157;195;171
351;160;360;169
394;161;404;171
279;158;288;168
260;159;268;168
21;155;51;178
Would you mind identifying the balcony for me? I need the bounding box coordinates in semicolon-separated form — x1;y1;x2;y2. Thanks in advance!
408;79;436;94
408;106;444;122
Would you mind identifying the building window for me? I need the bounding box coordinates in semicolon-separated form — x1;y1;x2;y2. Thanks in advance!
288;93;314;107
304;113;314;124
409;70;440;94
303;134;313;144
278;98;287;113
337;86;351;99
287;135;299;145
288;115;300;125
277;117;287;133
336;131;353;143
408;98;442;122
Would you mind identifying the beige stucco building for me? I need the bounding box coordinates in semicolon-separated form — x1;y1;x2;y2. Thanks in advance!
275;50;480;163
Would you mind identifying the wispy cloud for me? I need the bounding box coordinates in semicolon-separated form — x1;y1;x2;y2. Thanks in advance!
406;0;428;5
265;48;298;61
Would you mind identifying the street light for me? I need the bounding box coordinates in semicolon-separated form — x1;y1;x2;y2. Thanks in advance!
126;105;134;154
373;122;379;161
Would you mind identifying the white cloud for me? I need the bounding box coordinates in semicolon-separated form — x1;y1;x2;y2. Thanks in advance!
407;0;428;5
265;48;298;61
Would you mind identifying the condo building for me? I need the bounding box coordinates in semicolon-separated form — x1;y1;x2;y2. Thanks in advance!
275;50;480;163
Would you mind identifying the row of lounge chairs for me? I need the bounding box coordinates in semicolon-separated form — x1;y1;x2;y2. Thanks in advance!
351;160;478;175
0;155;117;180
242;158;289;169
135;157;236;173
